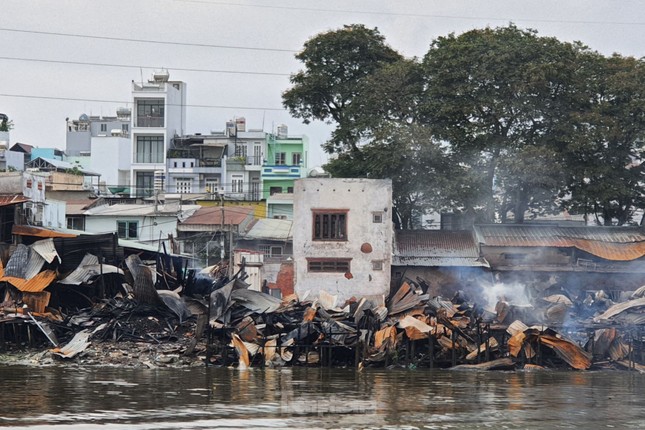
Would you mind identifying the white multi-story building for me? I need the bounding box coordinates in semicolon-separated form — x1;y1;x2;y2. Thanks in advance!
292;178;393;302
65;109;132;193
130;71;186;197
167;117;264;200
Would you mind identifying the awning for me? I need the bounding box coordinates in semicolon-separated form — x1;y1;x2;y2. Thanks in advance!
12;225;78;238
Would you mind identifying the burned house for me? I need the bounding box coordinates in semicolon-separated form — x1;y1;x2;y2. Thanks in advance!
392;230;490;298
474;224;645;299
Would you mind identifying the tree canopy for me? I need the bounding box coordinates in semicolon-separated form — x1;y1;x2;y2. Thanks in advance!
284;24;645;227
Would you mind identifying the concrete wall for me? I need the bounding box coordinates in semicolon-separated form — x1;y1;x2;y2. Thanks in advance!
293;178;393;302
0;172;23;193
90;136;131;188
84;214;179;244
0;150;24;171
43;199;66;229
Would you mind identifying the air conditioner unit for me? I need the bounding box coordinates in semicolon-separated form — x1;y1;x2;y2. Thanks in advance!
32;210;43;225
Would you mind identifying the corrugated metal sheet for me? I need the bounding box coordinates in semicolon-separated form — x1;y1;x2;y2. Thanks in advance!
475;225;645;261
12;225;78;238
54;233;122;272
0;270;57;292
475;225;645;245
31;238;61;264
4;244;29;278
394;230;480;258
243;219;292;241
24;251;45;280
59;254;124;285
0;194;29;207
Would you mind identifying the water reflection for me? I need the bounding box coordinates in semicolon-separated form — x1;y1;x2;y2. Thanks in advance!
0;365;643;429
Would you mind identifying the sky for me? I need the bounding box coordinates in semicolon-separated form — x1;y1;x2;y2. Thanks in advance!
2;0;645;167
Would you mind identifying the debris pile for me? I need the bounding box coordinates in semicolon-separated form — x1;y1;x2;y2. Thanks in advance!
203;278;645;372
1;238;644;371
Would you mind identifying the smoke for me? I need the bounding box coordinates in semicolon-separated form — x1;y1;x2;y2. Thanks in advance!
479;280;531;312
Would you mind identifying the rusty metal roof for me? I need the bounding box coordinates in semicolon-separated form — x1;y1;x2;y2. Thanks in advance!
0;270;57;292
474;225;645;261
12;225;78;238
0;194;29;207
393;230;488;267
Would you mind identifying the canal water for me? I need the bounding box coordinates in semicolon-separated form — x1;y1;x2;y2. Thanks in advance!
0;365;643;429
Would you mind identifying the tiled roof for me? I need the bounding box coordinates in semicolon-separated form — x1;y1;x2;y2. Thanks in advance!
180;206;253;226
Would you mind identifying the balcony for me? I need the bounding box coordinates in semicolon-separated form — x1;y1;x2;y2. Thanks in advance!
167;157;223;174
262;164;302;178
135;116;164;128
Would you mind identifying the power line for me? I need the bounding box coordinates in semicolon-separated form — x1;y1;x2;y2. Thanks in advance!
0;56;291;77
0;27;298;53
0;93;285;111
176;0;645;26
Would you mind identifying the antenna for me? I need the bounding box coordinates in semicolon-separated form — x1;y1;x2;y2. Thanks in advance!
140;67;144;85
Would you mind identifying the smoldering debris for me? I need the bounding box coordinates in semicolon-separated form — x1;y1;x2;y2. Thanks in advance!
0;238;644;372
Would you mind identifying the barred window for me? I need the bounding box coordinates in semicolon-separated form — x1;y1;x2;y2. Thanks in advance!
307;258;351;273
313;210;347;241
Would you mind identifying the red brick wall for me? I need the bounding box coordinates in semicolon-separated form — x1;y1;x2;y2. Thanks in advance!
268;260;294;297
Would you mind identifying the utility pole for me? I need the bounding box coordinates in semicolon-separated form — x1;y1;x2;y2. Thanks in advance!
220;194;225;265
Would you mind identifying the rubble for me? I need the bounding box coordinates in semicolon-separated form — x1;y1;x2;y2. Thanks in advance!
0;236;644;372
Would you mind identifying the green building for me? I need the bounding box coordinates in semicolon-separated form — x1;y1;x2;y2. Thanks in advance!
262;129;308;220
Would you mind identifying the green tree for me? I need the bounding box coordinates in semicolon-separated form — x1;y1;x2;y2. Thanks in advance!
420;25;589;222
0;115;13;132
325;125;474;229
283;24;402;154
564;55;645;225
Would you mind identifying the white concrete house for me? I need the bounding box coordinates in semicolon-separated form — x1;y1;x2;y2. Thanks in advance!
83;202;200;248
293;178;393;303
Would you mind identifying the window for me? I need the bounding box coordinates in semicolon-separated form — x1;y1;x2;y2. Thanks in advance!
206;178;219;193
67;216;85;231
235;144;247;158
372;212;383;223
176;178;192;194
135;172;155;197
275;152;286;165
253;144;262;165
292;152;302;165
135;135;164;163
372;260;384;271
136;99;164;127
313;210;347;241
232;175;244;193
270;186;282;196
100;123;107;132
122;124;129;133
117;221;138;239
287;187;294;193
307;258;351;273
259;245;283;257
